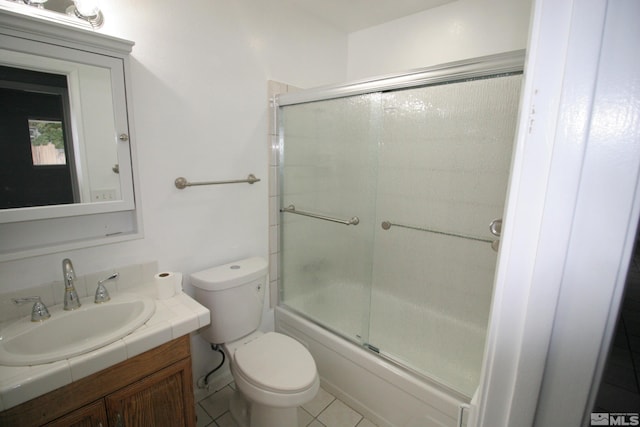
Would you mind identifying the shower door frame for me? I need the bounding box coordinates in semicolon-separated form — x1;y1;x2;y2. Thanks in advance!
274;49;526;399
276;50;525;108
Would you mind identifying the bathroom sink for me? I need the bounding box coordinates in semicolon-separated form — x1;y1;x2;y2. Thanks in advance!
0;293;155;366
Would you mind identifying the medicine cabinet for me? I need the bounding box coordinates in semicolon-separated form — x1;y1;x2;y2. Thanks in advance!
0;5;142;261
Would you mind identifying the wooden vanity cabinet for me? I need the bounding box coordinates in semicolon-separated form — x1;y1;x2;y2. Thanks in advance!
104;357;193;427
44;400;108;427
0;335;196;427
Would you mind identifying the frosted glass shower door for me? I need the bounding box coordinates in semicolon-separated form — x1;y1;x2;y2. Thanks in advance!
368;74;523;397
279;94;380;345
278;69;522;399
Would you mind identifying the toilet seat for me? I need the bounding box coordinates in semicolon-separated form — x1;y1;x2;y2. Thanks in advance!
232;332;317;394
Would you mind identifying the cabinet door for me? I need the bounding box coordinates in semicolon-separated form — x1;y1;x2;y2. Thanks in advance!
44;399;108;427
105;357;196;427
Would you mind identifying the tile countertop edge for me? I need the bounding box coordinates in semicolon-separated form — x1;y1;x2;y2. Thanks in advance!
0;285;210;412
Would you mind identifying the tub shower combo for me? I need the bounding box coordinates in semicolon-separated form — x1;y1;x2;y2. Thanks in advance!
273;51;524;427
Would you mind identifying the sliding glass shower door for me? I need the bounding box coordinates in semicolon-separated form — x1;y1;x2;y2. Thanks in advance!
368;75;522;396
279;93;381;346
278;66;522;398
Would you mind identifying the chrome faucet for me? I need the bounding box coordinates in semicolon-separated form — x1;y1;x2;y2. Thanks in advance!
94;272;118;303
62;258;81;310
12;296;51;322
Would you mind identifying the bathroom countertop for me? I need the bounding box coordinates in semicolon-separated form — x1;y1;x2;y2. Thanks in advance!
0;284;210;412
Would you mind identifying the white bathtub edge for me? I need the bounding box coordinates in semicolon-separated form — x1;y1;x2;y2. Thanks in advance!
276;306;469;427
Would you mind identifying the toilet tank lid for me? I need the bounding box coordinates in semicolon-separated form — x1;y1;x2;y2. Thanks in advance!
191;257;268;291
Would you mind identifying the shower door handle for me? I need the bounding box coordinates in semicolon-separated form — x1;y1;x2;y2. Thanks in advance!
281;205;360;226
489;219;502;252
489;219;502;237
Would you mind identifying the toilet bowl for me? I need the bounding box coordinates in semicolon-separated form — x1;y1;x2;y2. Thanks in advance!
225;331;319;426
191;258;319;427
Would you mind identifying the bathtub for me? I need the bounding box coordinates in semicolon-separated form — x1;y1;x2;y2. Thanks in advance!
275;306;475;427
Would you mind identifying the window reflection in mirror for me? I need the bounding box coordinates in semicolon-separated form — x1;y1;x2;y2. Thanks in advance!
29;119;67;166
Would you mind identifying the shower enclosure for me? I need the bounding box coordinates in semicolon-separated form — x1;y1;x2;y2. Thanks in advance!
276;51;524;399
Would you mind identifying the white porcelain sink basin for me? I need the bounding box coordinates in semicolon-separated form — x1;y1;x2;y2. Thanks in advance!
0;293;155;366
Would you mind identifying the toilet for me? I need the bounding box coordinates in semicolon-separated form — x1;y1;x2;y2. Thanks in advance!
191;257;319;427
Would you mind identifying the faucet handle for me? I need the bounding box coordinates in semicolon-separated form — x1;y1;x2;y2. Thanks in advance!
62;258;76;282
12;296;51;322
95;272;118;303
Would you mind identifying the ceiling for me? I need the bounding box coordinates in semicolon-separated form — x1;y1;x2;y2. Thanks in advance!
283;0;457;32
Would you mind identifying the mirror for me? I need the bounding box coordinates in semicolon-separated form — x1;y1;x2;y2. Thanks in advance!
0;11;135;224
0;49;121;209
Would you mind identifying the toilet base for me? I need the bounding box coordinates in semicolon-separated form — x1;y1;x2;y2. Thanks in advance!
229;391;249;427
229;390;299;427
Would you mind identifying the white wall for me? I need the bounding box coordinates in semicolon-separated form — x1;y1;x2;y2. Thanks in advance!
347;0;532;80
100;0;347;278
0;0;347;381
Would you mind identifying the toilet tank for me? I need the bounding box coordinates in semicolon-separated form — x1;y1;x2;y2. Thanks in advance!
191;257;268;344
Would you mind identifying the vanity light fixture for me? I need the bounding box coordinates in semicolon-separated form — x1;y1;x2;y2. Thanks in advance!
68;0;103;28
22;0;48;8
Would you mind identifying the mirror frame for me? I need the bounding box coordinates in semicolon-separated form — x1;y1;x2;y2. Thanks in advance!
0;4;143;261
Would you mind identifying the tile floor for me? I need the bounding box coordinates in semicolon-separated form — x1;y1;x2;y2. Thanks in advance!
594;242;640;411
195;380;378;427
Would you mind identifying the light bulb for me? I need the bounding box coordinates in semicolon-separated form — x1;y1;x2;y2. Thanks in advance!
69;0;103;28
23;0;48;8
73;0;100;17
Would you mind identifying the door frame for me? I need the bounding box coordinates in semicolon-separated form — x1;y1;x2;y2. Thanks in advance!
475;0;640;425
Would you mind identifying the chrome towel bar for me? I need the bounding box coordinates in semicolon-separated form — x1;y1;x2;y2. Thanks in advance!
174;174;260;189
281;205;360;226
381;220;494;244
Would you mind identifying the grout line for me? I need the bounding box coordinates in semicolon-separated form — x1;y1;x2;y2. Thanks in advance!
196;381;378;427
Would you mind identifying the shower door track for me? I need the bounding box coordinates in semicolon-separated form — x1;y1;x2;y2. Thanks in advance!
278;304;471;403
